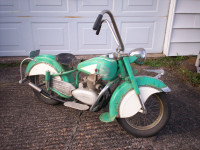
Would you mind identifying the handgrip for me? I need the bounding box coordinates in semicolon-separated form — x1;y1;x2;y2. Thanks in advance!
93;14;103;30
96;25;102;35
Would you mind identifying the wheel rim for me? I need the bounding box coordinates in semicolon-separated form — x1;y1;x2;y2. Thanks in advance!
125;94;164;130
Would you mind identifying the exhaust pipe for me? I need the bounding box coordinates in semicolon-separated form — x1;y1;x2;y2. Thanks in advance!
28;82;66;103
28;82;42;92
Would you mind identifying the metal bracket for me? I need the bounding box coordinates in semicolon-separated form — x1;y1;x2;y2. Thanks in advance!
19;58;36;84
144;69;165;79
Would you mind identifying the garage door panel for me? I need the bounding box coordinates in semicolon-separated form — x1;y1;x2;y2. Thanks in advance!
121;22;154;52
122;0;157;11
77;0;113;12
29;0;68;12
0;22;27;55
32;22;70;52
118;0;170;16
0;0;20;12
77;22;112;52
120;17;167;53
0;23;22;46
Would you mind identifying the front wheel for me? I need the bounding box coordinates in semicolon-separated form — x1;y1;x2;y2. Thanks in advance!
117;92;170;137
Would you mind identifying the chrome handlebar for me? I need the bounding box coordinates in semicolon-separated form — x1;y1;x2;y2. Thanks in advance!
93;10;124;52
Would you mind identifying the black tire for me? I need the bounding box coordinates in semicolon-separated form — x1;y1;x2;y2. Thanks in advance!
30;75;60;105
117;92;170;137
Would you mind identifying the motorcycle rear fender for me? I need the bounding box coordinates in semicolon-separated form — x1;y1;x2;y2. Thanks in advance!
25;54;74;84
99;76;171;122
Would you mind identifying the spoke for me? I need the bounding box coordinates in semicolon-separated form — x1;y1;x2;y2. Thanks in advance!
125;94;164;130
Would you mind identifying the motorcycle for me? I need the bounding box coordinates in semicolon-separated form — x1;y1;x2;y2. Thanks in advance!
19;10;171;137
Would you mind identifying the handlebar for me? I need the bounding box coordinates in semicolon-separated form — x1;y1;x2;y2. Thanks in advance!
93;10;124;52
93;14;103;30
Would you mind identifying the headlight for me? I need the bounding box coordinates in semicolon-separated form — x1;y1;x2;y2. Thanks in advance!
129;48;146;65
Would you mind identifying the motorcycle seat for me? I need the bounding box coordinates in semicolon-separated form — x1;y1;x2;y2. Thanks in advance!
56;53;78;68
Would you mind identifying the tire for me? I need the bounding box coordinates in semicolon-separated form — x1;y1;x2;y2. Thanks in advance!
117;92;170;137
30;75;60;105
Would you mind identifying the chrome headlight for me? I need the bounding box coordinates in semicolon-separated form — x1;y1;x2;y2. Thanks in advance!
129;48;146;65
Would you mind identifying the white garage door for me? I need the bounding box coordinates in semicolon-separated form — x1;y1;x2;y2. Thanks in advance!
0;0;170;56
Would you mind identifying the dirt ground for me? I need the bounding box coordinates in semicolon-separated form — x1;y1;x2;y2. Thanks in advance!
0;58;200;150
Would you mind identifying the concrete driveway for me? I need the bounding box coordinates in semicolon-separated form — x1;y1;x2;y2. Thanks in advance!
0;60;200;150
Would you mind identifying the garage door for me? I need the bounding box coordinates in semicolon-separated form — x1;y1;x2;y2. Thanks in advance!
0;0;170;56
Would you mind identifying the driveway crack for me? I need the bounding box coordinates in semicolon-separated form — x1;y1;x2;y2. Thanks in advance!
67;111;83;150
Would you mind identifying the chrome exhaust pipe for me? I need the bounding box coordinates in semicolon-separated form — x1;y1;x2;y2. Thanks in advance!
28;82;42;93
28;82;66;103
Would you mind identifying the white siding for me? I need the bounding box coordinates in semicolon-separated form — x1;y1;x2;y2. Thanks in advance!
167;0;200;56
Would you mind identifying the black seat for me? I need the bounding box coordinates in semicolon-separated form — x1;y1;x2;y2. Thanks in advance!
56;53;78;68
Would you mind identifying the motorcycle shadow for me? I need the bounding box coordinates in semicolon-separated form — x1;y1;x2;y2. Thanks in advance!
158;93;200;136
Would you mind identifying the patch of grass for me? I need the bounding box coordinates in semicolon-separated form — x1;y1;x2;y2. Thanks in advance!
144;56;200;87
144;56;188;68
0;63;19;68
0;62;29;68
179;68;200;87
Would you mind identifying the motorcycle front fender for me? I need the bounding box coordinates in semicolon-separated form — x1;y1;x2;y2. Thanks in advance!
25;54;74;84
99;76;171;122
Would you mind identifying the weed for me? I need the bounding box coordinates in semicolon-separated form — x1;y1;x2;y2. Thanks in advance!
179;69;200;87
144;56;200;87
144;56;188;68
0;62;28;68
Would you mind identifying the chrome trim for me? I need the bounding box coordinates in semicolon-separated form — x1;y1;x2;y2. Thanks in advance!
144;69;165;79
100;10;124;51
139;94;147;114
161;87;171;92
19;58;36;84
129;48;146;64
28;82;42;92
102;19;120;47
90;78;119;111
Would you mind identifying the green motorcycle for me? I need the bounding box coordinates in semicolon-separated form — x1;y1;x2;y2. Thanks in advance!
19;10;171;137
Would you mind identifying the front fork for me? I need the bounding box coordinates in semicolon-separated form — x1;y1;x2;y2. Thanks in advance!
122;57;147;114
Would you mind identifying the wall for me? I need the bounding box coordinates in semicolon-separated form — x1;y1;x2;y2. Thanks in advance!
167;0;200;56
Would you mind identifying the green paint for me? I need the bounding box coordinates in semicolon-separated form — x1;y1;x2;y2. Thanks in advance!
135;76;167;89
100;81;132;122
76;71;80;88
128;55;138;63
45;71;51;81
51;69;77;76
100;76;168;123
77;56;117;80
45;71;51;91
25;54;75;84
123;57;140;95
118;59;126;78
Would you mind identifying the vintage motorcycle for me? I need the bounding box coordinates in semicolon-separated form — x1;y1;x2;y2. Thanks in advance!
19;10;171;137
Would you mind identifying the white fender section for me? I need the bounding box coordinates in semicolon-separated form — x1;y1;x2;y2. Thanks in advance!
81;64;97;74
28;63;61;80
119;86;160;118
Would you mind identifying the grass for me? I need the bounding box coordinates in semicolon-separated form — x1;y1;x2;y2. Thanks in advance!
0;62;21;68
179;69;200;86
144;56;200;88
0;62;29;68
144;56;188;68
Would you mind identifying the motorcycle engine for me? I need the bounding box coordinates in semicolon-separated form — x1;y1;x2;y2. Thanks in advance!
72;74;103;105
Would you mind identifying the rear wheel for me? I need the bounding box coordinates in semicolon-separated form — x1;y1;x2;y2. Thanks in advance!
117;92;170;137
30;75;60;105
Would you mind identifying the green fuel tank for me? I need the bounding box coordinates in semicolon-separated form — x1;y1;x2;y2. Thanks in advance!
77;56;118;80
